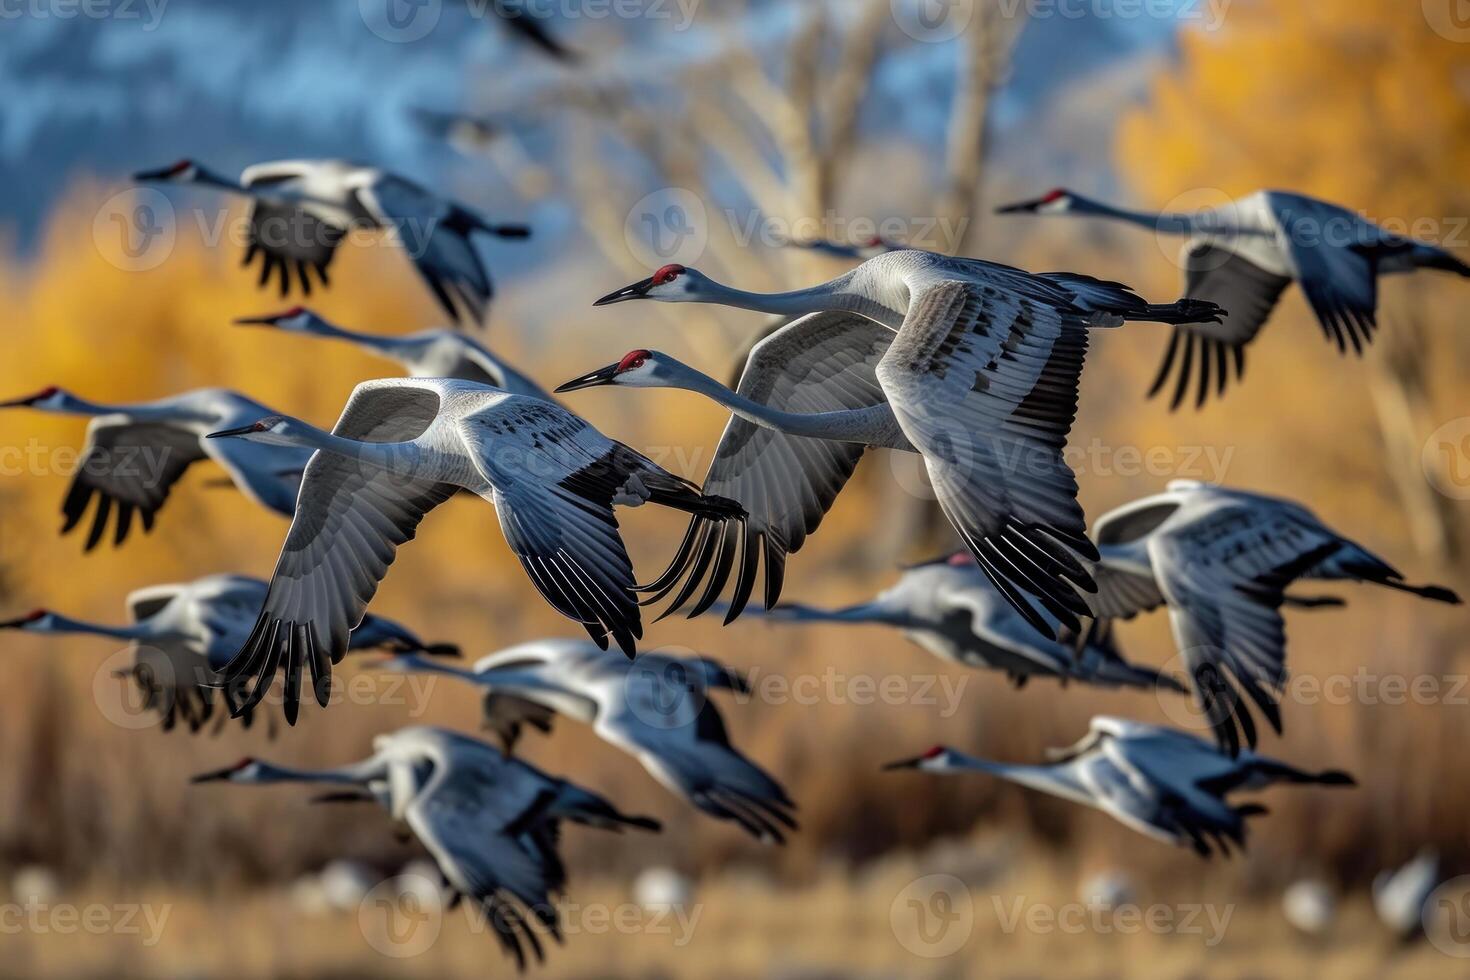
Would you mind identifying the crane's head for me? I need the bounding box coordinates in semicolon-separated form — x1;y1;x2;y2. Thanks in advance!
593;264;713;306
0;609;53;632
882;745;954;772
995;188;1077;215
205;414;304;448
189;757;261;784
133;159;202;184
555;349;671;392
0;386;65;410
232;307;321;333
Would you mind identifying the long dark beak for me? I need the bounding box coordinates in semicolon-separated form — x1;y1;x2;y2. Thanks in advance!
994;197;1043;214
489;224;532;239
189;765;237;784
593;277;654;306
0;616;34;630
554;363;621;393
387;641;462;658
882;755;925;771
232;314;282;327
0;390;51;409
133;166;180;182
205;424;257;440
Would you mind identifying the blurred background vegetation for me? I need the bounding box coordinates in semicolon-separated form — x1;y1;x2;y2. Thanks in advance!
0;0;1466;976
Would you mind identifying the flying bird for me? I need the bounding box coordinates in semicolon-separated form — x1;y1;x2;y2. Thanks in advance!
738;551;1184;692
380;639;797;842
1;385;311;547
134;158;530;327
996;188;1470;408
1084;480;1460;755
191;726;658;968
1373;849;1440;940
206;378;745;722
885;716;1354;857
0;574;456;733
233;307;552;400
583;253;1221;638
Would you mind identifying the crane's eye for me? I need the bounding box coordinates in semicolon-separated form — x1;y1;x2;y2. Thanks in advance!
652;264;685;286
617;349;652;373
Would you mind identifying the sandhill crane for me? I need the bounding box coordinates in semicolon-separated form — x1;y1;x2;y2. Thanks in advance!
380;639;797;842
1083;480;1460;755
1373;850;1439;940
0;385;312;548
0;574;456;732
735;551;1184;692
233;308;551;400
583;253;1222;638
996;188;1470;408
884;716;1354;857
191;726;658;968
204;377;745;722
134;159;530;327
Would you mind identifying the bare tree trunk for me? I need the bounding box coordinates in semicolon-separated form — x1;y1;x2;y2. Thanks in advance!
1368;291;1463;565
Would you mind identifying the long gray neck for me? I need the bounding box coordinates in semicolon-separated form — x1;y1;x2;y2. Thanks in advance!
30;613;155;642
772;600;914;628
277;419;424;473
247;757;386;786
947;753;1093;806
304;318;422;358
697;271;898;324
1068;195;1199;236
660;364;891;444
38;392;194;421
384;653;482;683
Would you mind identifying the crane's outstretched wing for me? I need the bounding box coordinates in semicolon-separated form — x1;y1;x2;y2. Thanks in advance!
641;311;895;624
240;164;348;297
367;176;494;327
1090;737;1253;857
1150;241;1293;410
61;419;205;550
1149;504;1344;756
221;382;455;723
406;761;565;969
1278;200;1380;354
876;279;1100;639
